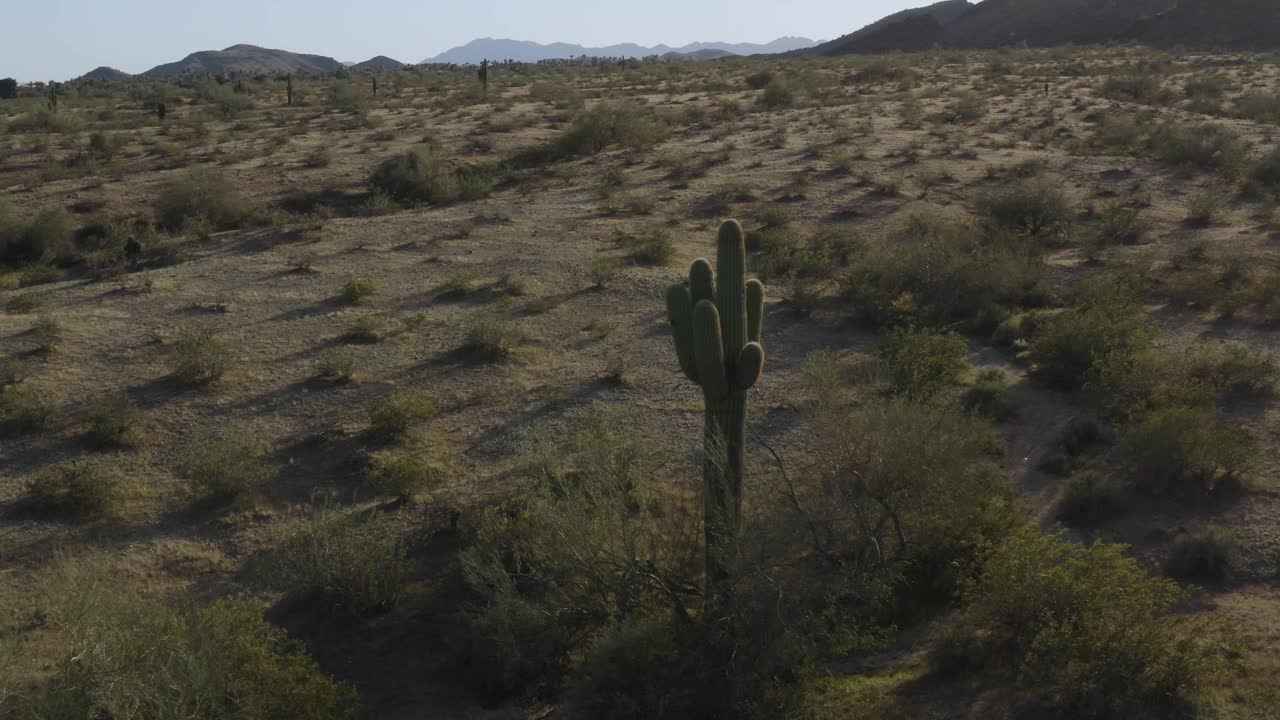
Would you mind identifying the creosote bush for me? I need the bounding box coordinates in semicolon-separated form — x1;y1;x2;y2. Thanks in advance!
155;166;247;230
461;315;520;361
24;460;124;520
176;425;276;500
934;527;1222;719
368;145;492;205
168;323;230;385
1;559;355;718
881;326;968;401
1116;405;1258;498
368;389;436;440
83;391;142;448
270;502;410;615
339;277;377;304
977;180;1073;238
365;454;441;501
1164;525;1239;581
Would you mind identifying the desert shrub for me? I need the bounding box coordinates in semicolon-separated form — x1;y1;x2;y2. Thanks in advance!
329;81;369;113
460;421;699;696
370;145;473;205
270;502;410;615
977;180;1073;238
588;256;622;288
935;528;1220;718
314;349;357;381
1116;405;1258;498
23;460;124;520
168;322;230;385
1056;469;1127;527
962;369;1017;421
1089;114;1142;152
1164;525;1239;581
461;315;520;361
7;107;84;134
339;277;377;304
342;314;385;343
365;454;441;501
840;211;1046;331
368;389;435;440
1095;203;1146;245
198;82;255;119
83;391;141;448
33;315;63;353
517;102;668;165
1184;191;1226;227
614;228;674;266
0;206;75;265
945;91;987;123
0;385;58;435
1027;298;1152;390
1250;146;1280;189
881;327;968;401
757;79;795;110
745;70;774;90
176;425;276;499
1236;92;1280;123
1100;74;1166;104
560;614;701;720
4;560;355;719
780;395;1017;629
1150;123;1249;177
154;166;247;230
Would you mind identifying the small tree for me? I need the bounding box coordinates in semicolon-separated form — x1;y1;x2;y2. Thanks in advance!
0;78;16;99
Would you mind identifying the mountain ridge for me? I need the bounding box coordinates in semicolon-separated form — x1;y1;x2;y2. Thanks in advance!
422;37;817;64
141;44;345;78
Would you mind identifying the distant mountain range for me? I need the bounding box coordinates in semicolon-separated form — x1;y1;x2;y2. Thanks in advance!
352;56;407;72
141;44;345;78
808;0;1280;55
421;37;819;64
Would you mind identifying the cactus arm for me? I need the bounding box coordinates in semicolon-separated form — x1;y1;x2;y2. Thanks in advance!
716;221;748;373
736;342;765;390
666;284;699;383
746;279;764;344
692;301;729;400
690;258;715;306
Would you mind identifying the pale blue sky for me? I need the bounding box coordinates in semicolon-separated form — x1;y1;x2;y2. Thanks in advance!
3;0;934;82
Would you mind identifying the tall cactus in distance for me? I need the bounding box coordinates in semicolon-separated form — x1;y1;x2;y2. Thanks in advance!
666;219;765;618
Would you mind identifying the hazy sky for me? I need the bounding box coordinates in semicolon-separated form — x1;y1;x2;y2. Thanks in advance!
3;0;936;82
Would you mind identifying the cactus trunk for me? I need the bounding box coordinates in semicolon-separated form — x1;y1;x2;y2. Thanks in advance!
665;219;765;621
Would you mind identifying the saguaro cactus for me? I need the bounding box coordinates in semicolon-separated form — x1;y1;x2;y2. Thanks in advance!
478;59;489;95
287;74;293;106
666;219;765;614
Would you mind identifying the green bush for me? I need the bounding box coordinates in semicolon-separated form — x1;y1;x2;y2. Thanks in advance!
339;277;377;304
4;560;356;719
1236;93;1280;123
155;167;247;230
83;391;141;448
1117;405;1258;498
176;425;276;499
460;421;696;696
614;228;674;266
977;180;1074;238
24;460;124;520
270;503;409;615
1251;146;1280;189
461;315;520;361
1164;525;1239;581
1100;74;1167;104
935;527;1221;718
1027;300;1152;391
1150;123;1249;178
368;145;491;205
840;211;1046;331
757;79;795;110
0;385;59;435
365;454;441;501
368;389;436;440
1096;203;1147;245
0;205;75;265
168;323;230;385
1056;469;1127;527
962;369;1017;421
516;102;668;166
314;348;357;382
1184;191;1226;227
881;327;968;401
561;614;701;720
